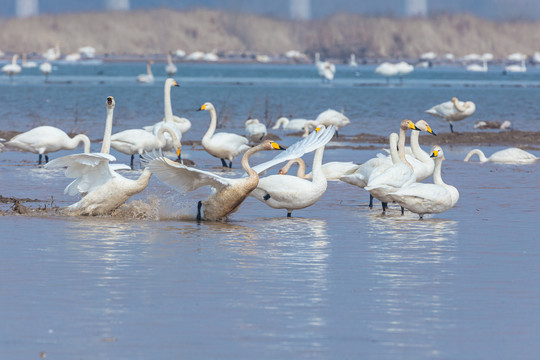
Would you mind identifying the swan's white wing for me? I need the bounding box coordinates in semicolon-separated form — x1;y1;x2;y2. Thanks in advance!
45;153;116;196
145;152;231;193
251;125;336;175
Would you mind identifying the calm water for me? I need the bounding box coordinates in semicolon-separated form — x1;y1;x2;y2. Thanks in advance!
1;62;540;359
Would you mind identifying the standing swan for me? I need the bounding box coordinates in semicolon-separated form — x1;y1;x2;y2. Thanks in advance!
146;140;286;221
426;97;476;133
271;117;310;131
45;97;167;216
245;119;267;144
136;61;154;83
389;146;459;219
302;109;350;137
464;148;538;164
2;54;22;79
39;62;52;82
198;102;250;168
6;126;91;165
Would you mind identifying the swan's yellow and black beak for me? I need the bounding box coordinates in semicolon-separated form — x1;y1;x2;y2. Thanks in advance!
270;141;286;150
426;125;437;136
408;120;420;131
173;81;179;87
106;96;114;105
315;126;323;132
197;104;206;111
430;150;439;158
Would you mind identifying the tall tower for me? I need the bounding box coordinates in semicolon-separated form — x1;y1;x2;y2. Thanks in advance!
290;0;311;20
104;0;130;11
16;0;39;18
405;0;427;17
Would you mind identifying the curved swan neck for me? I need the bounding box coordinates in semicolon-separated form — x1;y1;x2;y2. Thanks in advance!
202;107;218;142
240;143;265;180
432;157;445;186
280;158;306;177
164;82;174;122
272;117;287;130
303;120;316;137
101;107;114;154
72;134;91;153
398;127;413;169
453;99;466;112
409;130;430;163
156;126;178;147
464;149;488;162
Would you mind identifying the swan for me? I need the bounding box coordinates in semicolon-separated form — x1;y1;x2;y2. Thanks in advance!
245;119;267;144
388;146;459;219
271;117;310;131
504;59;526;74
464;148;538;164
425;97;476;133
165;51;177;77
375;62;398;83
111;125;182;169
44;96;162;216
136;61;154;83
6;126;91;165
395;61;414;82
198;102;250;168
467;59;488;72
406;119;437;182
2;54;22;79
302;109;350;137
21;53;37;68
143;78;191;136
348;53;358;67
315;53;335;82
146;140;287;221
364;119;425;213
277;158;361;181
250;126;336;217
39;62;52;81
42;44;60;61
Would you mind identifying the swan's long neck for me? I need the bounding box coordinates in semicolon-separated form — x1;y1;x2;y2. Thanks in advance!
311;145;327;184
100;107;114;154
156;126;178;148
280;158;306;177
202;108;218;143
432;157;446;186
70;134;91;153
409;130;430;163
164;83;174;122
272;117;288;130
464;149;488;162
303;120;316;137
147;63;153;76
167;53;173;66
389;135;399;164
398;127;413;169
240;143;267;184
12;54;18;65
453;99;466;112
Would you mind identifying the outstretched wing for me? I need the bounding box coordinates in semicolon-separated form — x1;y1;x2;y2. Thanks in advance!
45;153;116;196
144;151;231;193
251;125;336;175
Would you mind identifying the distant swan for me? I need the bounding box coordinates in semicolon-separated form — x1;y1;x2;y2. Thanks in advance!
467;59;488;72
315;53;335;82
389;146;459;219
198;102;250;168
375;62;398;83
348;53;358;67
426;97;476;133
302;109;350;137
6;126;91;165
2;54;22;79
39;62;52;81
395;61;414;82
271;117;310;131
165;51;177;77
504;59;526;74
146;140;286;221
278;158;360;181
245;119;267;144
136;61;154;83
464;148;538;164
21;53;37;68
45;96;162;216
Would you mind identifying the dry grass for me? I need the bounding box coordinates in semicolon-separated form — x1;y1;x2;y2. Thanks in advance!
0;9;539;58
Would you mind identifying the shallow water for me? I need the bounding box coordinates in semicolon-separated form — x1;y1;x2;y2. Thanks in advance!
1;62;540;359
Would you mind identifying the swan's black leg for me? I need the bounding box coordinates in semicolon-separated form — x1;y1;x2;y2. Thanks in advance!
38;154;43;165
228;160;233;168
401;206;405;215
369;194;374;208
287;211;292;218
196;201;202;221
382;202;388;213
45;155;49;163
220;158;228;167
130;155;134;169
449;122;454;133
335;130;339;138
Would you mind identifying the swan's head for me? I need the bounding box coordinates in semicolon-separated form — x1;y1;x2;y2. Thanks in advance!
430;145;445;160
262;140;286;151
451;97;459;103
245;119;260;126
147;60;154;65
166;78;179;87
198;102;214;112
106;96;115;108
401;119;420;132
415;119;437;136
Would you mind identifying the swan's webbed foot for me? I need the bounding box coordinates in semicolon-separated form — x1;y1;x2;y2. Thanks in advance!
369;194;374;208
220;158;228;167
196;201;203;221
263;194;271;201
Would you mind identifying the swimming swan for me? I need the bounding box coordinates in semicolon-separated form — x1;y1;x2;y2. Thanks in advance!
388;146;459;219
146;140;287;221
245;119;267;144
425;97;476;133
165;51;177;77
6;126;91;165
45;97;163;215
136;61;154;83
198;102;250;168
278;158;360;181
271;117;310;131
464;148;538;164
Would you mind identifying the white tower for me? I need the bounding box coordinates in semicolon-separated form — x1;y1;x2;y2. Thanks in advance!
16;0;39;18
104;0;130;11
405;0;427;17
290;0;311;20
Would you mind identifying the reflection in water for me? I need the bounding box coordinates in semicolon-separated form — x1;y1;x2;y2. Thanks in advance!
363;211;458;355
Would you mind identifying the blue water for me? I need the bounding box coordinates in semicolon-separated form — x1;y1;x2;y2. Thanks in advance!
1;61;540;359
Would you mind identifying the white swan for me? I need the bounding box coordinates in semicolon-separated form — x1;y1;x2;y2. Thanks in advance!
250;126;336;217
271;117;310;131
136;61;154;83
349;53;358;67
375;62;398;83
466;59;488;72
504;59;526;74
364;119;424;213
21;53;37;68
165;51;177;77
245;119;267;144
406;119;437;182
464;148;538;164
277;158;360;181
388;146;459;219
425;97;476;133
146;140;287;221
395;61;414;82
2;54;22;79
42;44;60;61
6;126;91;165
198;102;250;168
302;109;350;137
44;96;160;216
39;62;52;81
315;53;335;82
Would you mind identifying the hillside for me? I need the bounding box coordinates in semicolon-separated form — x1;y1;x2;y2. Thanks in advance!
0;8;539;59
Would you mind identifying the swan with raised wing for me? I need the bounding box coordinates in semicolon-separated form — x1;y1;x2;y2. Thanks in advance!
426;97;476;133
464;148;538;164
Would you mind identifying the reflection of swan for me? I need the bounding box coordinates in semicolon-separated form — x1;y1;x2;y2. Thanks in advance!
146;140;287;221
315;53;335;82
302;109;350;137
504;59;526;74
389;146;459;219
250;126;336;217
271;117;310;131
165;51;177;77
39;62;52;81
136;61;154;83
464;148;538;164
111;126;181;169
6;126;91;165
198;102;250;168
466;59;487;72
425;97;476;133
278;158;360;181
2;54;22;79
45;97;157;215
244;119;267;144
